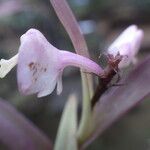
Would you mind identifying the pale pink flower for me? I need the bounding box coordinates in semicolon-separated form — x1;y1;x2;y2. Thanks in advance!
16;29;103;97
108;25;144;68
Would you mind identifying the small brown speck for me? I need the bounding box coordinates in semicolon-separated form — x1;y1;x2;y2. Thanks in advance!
44;68;47;72
29;62;34;69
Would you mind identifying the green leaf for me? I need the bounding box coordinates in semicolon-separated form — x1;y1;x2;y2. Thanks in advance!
54;94;78;150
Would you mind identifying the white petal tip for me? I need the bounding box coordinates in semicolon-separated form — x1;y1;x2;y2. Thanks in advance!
37;92;49;98
37;88;54;98
0;54;18;78
0;59;12;78
56;75;63;95
57;90;62;95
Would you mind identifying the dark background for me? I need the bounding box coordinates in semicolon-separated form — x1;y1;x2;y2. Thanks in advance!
0;0;150;149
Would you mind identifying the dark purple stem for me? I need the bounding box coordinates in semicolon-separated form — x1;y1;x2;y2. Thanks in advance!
82;55;150;149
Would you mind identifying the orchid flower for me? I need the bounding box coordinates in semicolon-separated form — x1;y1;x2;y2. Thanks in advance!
0;29;103;97
108;25;144;68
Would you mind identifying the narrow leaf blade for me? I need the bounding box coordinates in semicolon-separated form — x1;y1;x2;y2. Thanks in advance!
84;56;150;147
54;94;78;150
0;99;52;150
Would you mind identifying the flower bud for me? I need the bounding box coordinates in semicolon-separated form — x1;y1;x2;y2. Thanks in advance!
108;25;144;68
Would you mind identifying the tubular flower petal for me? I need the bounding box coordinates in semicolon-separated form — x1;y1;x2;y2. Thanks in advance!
108;25;144;68
17;29;103;97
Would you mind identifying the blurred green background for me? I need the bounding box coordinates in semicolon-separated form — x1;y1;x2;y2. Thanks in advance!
0;0;150;149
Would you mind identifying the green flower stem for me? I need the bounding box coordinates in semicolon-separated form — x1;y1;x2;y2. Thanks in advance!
77;72;94;146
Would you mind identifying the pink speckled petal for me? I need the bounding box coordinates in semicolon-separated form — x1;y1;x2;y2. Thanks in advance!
17;29;103;97
17;29;60;97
